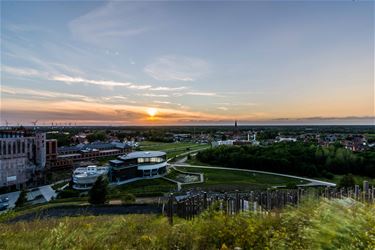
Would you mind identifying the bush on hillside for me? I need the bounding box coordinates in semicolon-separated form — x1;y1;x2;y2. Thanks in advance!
88;176;108;205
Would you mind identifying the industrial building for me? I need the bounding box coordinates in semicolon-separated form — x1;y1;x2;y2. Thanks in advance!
0;130;46;189
47;141;132;169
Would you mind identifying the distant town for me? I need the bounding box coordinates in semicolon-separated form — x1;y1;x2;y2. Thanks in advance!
0;123;374;211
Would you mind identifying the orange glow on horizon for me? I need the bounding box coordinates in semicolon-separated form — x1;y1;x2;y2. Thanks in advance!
147;108;158;117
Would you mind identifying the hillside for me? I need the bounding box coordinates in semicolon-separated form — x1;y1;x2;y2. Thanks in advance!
1;199;374;249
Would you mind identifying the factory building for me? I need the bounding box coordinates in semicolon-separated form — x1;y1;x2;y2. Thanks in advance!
0;130;46;189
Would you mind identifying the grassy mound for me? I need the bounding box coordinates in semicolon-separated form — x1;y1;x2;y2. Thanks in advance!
1;199;374;249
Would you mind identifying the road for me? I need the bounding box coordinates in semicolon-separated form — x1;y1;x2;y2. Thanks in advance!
7;204;162;223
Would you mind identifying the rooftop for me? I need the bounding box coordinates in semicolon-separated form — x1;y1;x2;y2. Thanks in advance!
118;151;166;160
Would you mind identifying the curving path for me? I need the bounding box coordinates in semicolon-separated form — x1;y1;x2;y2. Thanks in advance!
171;163;336;187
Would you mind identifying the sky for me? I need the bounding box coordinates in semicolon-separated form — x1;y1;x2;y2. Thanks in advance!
1;0;374;125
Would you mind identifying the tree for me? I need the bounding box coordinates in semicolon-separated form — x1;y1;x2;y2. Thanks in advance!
15;189;28;208
338;174;356;188
87;131;107;143
88;176;108;205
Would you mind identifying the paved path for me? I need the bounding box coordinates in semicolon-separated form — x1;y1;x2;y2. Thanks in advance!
7;204;162;223
172;163;336;187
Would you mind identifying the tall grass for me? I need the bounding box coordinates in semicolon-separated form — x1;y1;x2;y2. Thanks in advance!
0;198;374;249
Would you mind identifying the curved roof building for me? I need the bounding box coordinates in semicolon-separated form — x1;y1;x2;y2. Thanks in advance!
109;151;167;183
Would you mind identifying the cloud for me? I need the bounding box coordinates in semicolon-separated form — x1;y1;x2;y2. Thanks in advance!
186;92;219;96
150;86;187;91
69;1;150;46
153;101;171;104
3;65;190;92
2;66;45;77
144;55;210;81
1;86;94;102
139;93;169;98
51;75;132;87
217;107;229;111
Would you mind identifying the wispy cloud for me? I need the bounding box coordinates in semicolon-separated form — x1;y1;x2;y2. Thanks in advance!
3;65;188;92
217;107;229;111
186;92;219;97
150;86;187;91
153;101;171;104
144;55;210;81
51;74;140;88
139;93;169;98
1;86;94;102
2;66;45;77
69;1;150;46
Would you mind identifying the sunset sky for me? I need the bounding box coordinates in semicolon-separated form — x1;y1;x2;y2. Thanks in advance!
1;1;374;125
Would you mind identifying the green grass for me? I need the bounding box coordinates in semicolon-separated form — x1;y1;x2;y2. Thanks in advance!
319;174;375;186
49;170;71;182
177;166;307;191
114;178;177;197
1;199;374;249
138;141;209;158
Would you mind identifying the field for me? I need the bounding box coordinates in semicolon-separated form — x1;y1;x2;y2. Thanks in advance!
1;199;374;249
138;141;209;158
113;178;177;197
175;166;307;191
112;165;309;197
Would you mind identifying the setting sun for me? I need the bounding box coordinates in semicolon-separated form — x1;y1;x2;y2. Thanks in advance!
147;108;158;117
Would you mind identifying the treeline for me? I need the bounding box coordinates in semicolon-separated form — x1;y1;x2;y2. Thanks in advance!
196;142;375;178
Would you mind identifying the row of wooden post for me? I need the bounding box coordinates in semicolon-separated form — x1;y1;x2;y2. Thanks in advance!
165;181;374;224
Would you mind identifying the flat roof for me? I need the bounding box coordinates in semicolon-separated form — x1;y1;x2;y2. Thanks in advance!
109;159;124;164
118;151;166;160
100;149;120;153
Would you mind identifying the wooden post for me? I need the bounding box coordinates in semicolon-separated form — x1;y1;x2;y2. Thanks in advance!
203;192;207;210
354;185;360;200
168;193;174;225
363;181;369;201
235;190;240;213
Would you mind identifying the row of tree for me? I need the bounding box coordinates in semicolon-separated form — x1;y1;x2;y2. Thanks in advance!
197;142;375;178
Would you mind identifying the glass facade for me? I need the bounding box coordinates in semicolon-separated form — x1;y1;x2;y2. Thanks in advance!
137;156;166;164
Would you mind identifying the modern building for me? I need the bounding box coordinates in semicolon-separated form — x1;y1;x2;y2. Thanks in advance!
72;165;109;190
109;151;167;183
0;130;46;189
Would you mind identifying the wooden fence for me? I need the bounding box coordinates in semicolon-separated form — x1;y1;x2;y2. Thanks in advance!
164;181;374;223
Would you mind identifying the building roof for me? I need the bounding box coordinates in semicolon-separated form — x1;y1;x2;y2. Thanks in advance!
118;151;166;160
58;142;131;154
109;159;124;164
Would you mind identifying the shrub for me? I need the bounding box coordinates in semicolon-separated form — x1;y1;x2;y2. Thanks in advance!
15;189;27;208
88;176;108;205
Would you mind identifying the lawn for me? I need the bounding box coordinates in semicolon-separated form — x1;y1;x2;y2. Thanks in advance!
319;174;375;187
114;178;177;197
138;141;209;158
176;166;307;191
113;165;308;196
